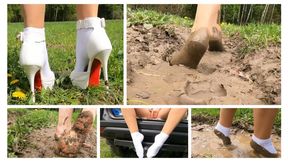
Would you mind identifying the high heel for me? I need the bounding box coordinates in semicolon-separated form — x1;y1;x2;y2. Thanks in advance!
70;17;112;89
22;65;40;102
18;29;55;102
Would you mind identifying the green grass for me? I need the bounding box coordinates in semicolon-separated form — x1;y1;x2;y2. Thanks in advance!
128;8;192;27
128;8;280;55
8;20;123;105
7;108;88;157
192;108;281;133
100;137;119;158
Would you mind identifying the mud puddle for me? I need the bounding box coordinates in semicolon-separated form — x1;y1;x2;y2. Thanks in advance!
18;127;96;158
192;124;281;158
127;24;280;105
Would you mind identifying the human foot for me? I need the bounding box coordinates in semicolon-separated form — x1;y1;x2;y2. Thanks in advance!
214;122;231;145
147;132;169;158
56;111;94;157
131;132;144;158
208;25;224;51
169;28;209;69
250;135;278;157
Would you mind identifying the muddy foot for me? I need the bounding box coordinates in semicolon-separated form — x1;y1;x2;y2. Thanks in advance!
170;28;209;69
208;26;225;51
214;129;232;145
57;111;94;157
250;140;279;158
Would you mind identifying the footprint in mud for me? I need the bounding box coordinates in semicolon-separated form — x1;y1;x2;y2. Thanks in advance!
19;127;96;158
196;63;217;75
178;80;227;105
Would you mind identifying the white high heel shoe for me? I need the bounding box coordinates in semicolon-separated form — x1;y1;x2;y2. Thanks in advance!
18;30;55;102
70;17;112;89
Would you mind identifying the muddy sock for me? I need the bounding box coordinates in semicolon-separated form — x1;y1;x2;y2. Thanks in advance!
147;132;169;158
252;134;277;154
131;132;144;158
169;28;209;69
215;122;230;137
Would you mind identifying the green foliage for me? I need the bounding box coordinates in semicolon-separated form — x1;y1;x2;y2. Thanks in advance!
222;22;280;55
128;8;192;27
7;109;58;156
100;138;119;158
8;21;123;105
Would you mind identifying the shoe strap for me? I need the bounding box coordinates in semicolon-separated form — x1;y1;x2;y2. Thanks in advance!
77;17;105;30
17;30;46;43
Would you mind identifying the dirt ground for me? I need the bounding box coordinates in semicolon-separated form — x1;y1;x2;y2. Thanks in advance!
127;24;280;105
18;127;96;158
192;123;281;158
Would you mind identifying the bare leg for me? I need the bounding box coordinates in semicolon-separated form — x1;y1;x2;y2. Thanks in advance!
250;108;279;157
55;108;73;138
214;108;237;145
76;4;98;20
82;108;96;121
157;108;171;120
253;108;278;139
192;4;221;33
219;108;237;127
122;108;139;133
161;108;187;135
122;108;144;158
147;108;187;158
22;4;45;28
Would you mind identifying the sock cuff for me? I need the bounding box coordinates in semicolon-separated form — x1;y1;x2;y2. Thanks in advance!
77;17;105;29
21;27;45;42
131;131;142;139
252;134;272;145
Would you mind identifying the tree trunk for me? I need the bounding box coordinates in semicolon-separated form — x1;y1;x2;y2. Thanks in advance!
245;4;253;23
261;4;269;23
269;4;275;23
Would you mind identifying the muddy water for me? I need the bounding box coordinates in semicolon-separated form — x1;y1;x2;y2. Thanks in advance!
192;124;281;158
19;127;96;158
127;25;280;105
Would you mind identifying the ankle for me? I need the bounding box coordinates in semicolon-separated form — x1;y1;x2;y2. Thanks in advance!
215;122;230;137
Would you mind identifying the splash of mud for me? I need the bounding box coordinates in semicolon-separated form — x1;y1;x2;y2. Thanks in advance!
127;24;280;105
192;124;281;158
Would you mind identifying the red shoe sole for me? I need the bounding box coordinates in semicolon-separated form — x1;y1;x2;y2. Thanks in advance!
34;70;42;91
89;59;101;87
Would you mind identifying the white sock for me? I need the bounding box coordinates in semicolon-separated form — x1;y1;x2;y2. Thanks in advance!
75;27;93;72
23;27;53;78
131;132;144;158
215;122;230;137
147;132;169;158
252;134;277;154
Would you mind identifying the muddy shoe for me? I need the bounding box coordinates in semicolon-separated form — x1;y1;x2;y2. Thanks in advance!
170;28;209;69
214;129;231;145
250;140;278;158
56;111;93;157
208;26;224;51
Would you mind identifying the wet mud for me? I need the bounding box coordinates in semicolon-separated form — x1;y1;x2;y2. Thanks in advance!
127;24;280;105
18;127;96;158
192;124;281;158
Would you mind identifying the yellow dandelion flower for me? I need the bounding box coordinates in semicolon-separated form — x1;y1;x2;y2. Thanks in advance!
12;90;27;100
10;79;19;85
